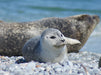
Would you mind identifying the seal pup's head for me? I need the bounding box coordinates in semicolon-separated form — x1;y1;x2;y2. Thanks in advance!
40;28;67;48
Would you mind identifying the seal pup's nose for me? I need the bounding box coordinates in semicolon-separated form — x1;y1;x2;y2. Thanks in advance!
61;39;65;42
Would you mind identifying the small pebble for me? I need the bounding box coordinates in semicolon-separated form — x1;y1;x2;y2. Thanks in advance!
54;67;62;72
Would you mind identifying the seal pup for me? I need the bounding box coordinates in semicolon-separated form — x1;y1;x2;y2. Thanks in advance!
22;28;80;63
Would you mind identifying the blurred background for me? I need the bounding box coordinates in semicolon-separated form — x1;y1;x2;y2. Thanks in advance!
0;0;101;53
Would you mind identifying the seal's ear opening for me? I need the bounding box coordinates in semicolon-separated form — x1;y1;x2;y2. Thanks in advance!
65;37;81;45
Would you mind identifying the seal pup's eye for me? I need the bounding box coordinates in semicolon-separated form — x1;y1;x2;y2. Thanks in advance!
50;36;56;39
61;34;63;37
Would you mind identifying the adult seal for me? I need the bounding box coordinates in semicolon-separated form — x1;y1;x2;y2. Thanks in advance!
22;28;80;63
0;14;99;56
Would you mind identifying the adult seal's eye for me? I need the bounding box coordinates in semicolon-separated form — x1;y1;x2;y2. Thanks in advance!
50;36;56;39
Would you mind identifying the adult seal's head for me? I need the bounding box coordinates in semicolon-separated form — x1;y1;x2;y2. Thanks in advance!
22;28;80;63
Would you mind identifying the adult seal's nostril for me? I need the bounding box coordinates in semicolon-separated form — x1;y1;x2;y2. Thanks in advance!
61;39;65;42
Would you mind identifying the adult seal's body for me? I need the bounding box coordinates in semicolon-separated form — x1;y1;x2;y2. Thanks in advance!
22;28;80;63
0;14;99;56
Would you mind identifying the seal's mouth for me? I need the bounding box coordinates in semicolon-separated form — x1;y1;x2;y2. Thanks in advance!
53;44;65;48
